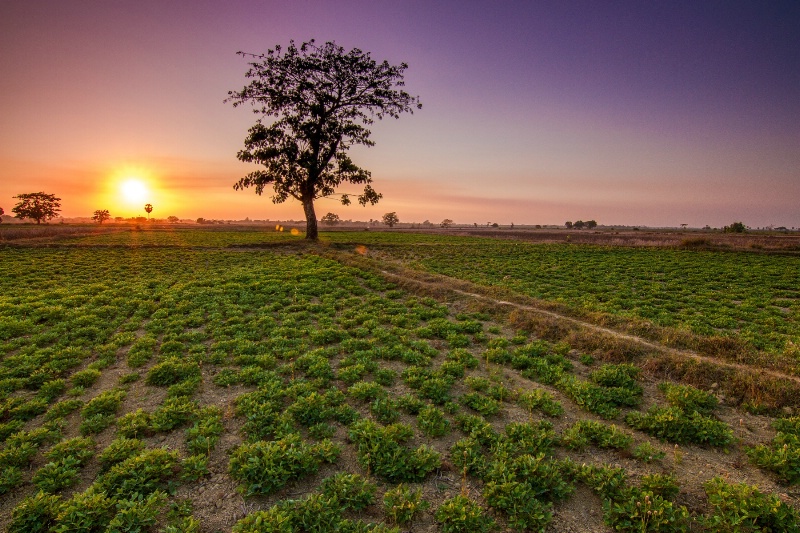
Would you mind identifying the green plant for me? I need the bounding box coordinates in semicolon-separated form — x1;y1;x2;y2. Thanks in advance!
602;487;689;533
229;434;340;496
640;473;680;500
517;388;564;417
348;419;441;482
632;441;666;462
8;490;62;533
417;405;451;438
319;472;377;511
383;484;429;525
370;397;401;424
746;431;800;483
435;495;496;533
625;406;735;447
71;368;102;388
150;397;198;432
116;409;152;438
145;358;201;386
53;487;116;533
98;448;180;499
658;382;719;414
106;491;167;533
461;392;501;416
703;477;800;532
181;454;210;481
98;437;147;471
560;420;633;450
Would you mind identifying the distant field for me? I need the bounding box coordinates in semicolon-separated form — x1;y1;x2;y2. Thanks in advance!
2;228;800;531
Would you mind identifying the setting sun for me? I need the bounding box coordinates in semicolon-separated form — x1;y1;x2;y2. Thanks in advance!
121;179;148;204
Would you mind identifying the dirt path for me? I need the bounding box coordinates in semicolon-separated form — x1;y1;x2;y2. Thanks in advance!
359;262;800;388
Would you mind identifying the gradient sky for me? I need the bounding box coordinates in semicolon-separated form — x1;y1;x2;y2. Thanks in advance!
1;1;798;227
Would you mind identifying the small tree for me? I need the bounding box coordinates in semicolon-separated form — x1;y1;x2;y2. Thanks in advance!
573;220;585;229
440;219;453;228
586;220;597;229
92;209;111;224
226;40;420;241
382;212;399;228
11;192;61;224
321;212;341;226
565;221;573;229
167;216;179;223
724;221;746;233
144;204;153;220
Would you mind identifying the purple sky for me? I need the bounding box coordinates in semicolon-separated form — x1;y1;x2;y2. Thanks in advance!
1;0;798;227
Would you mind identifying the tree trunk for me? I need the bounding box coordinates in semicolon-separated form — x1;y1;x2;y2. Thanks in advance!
303;199;318;240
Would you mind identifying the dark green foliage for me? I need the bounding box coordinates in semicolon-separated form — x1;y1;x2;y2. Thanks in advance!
460;392;501;416
446;348;479;369
33;456;83;493
632;441;666;462
8;491;62;533
319;472;377;511
186;406;223;455
560;420;633;450
229;434;340;496
747;431;800;483
98;448;180;499
383;484;429;525
602;487;690;533
703;477;800;532
71;368;102;388
150;397;198;432
107;491;167;533
658;382;719;415
517;388;564;417
625;406;734;447
435;495;496;533
370;397;401;424
53;487;116;533
98;437;147;472
348;419;441;483
417;405;450;437
116;409;152;438
145;358;201;386
348;381;386;402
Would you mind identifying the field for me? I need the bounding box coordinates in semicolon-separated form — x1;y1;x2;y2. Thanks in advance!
2;226;799;532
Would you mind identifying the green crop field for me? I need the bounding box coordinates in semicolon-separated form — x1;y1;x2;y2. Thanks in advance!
2;227;799;532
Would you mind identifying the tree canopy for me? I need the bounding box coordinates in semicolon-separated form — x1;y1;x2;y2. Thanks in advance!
12;192;61;224
382;212;399;227
321;212;341;226
226;39;420;240
92;209;110;224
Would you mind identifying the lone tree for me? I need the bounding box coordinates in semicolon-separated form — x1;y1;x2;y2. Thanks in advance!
320;212;340;226
440;218;453;228
12;192;61;224
382;212;399;228
92;209;110;224
226;39;420;240
144;204;153;220
167;215;179;223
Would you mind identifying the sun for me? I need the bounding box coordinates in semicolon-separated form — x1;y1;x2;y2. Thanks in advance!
120;179;149;204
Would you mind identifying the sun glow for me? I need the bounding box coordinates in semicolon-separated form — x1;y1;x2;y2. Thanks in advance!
121;179;148;204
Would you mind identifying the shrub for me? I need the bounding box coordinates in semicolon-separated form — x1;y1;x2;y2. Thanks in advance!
560;420;633;450
417;405;450;438
746;431;800;483
8;491;62;533
590;364;641;391
150;397;197;432
53;487;115;533
348;381;386;402
98;448;180;499
625;406;734;447
602;487;689;533
384;484;429;525
348;419;441;483
517;388;564;417
319;472;377;511
703;477;800;532
435;495;496;533
460;392;501;417
106;491;167;533
71;368;102;388
98;437;147;472
185;406;223;455
370;397;401;424
82;389;126;419
145;359;201;386
116;409;152;438
229;434;340;496
658;382;718;414
496;421;558;457
632;441;666;463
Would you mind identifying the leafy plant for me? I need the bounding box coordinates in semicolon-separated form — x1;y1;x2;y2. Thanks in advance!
417;405;450;438
560;420;633;450
658;382;719;415
625;406;734;447
229;434;340;495
348;419;441;482
435;495;496;533
383;484;429;525
703;477;800;532
517;388;564;417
